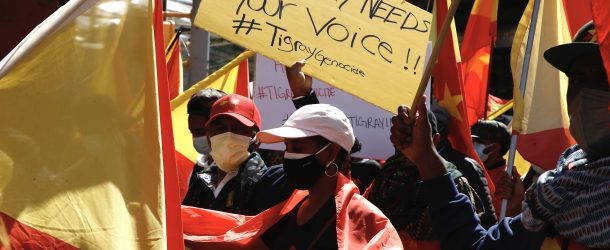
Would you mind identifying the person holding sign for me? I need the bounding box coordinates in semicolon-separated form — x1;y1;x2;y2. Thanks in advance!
257;103;401;249
390;22;610;250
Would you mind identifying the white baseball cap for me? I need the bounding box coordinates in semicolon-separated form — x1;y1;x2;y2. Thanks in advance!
257;104;355;152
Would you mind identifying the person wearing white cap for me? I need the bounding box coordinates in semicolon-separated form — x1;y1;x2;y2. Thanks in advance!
257;103;401;249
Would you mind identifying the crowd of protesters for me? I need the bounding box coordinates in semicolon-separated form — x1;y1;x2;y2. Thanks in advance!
180;21;610;249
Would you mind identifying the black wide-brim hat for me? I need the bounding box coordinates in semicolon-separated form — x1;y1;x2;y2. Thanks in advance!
544;21;600;74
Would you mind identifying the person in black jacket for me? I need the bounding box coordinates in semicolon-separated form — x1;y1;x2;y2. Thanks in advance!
431;105;497;228
182;94;292;215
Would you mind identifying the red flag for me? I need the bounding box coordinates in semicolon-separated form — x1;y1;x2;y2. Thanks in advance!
433;0;495;193
592;0;610;87
153;0;184;248
235;58;250;97
563;0;592;37
461;0;498;125
182;174;402;249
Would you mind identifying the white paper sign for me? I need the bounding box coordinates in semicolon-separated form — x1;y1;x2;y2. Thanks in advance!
254;41;431;159
254;55;395;159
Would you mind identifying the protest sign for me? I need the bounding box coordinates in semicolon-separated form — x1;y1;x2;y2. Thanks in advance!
254;54;430;160
195;0;432;113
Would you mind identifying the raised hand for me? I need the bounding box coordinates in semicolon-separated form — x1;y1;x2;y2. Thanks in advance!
285;60;313;97
390;96;446;180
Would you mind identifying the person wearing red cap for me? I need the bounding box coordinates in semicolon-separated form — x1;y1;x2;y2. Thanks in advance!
182;94;292;215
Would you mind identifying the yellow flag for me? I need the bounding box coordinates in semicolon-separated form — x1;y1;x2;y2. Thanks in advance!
0;0;169;248
511;0;576;170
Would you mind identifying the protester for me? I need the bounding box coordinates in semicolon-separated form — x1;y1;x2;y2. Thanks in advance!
284;60;368;180
367;111;484;249
350;156;382;193
431;106;497;228
182;94;292;215
184;88;226;190
256;103;401;249
472;120;524;216
390;21;610;249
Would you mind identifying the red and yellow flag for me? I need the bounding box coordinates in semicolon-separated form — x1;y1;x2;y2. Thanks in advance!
0;0;182;248
592;0;610;87
511;0;577;170
432;0;495;193
460;0;499;125
171;51;253;200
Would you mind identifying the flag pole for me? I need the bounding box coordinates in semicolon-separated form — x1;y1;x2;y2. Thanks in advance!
487;100;513;121
500;0;542;220
410;0;462;115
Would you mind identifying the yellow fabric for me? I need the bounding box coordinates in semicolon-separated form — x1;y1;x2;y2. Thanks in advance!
502;150;531;176
510;0;572;134
171;51;254;162
163;20;176;47
0;0;167;248
541;238;562;250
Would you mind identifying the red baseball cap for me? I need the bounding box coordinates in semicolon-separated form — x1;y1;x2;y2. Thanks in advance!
205;94;262;129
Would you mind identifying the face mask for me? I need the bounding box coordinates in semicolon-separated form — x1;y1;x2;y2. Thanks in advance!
193;136;211;155
282;144;332;190
473;142;493;163
568;89;610;158
209;132;252;173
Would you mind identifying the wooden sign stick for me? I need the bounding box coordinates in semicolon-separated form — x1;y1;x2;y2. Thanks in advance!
409;0;462;116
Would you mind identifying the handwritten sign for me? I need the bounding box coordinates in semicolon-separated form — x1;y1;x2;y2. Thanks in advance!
195;0;432;113
255;55;432;160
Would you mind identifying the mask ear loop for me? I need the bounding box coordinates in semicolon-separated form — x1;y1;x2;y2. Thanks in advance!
248;135;261;153
325;162;339;177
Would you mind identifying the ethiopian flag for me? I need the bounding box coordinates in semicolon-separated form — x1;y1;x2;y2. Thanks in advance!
0;0;182;248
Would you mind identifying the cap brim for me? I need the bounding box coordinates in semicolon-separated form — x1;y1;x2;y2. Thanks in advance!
256;126;319;144
544;43;600;74
206;113;255;128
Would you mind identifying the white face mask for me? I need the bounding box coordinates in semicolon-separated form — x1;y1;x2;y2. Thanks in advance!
209;132;252;172
473;142;493;163
568;89;610;158
193;136;211;155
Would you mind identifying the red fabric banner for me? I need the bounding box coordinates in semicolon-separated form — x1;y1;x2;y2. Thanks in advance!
182;174;401;249
0;212;77;249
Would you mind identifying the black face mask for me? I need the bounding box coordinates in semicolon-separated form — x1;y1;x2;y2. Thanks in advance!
282;144;331;190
